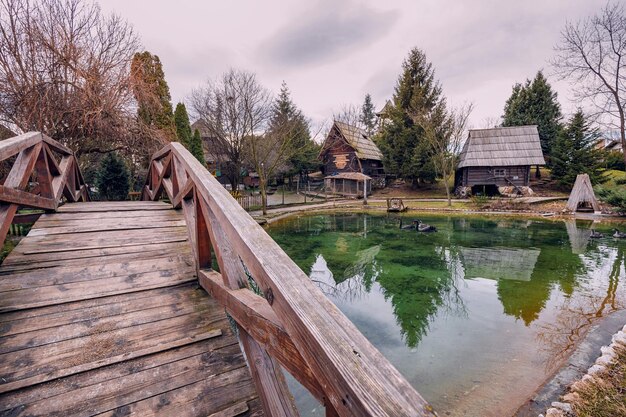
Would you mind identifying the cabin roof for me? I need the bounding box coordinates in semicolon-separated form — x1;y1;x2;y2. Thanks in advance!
332;120;383;161
457;125;545;168
325;172;372;181
375;100;393;117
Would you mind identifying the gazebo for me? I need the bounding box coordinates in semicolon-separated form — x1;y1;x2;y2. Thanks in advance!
325;172;371;199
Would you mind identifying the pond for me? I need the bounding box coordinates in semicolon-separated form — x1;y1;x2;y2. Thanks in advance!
266;213;626;417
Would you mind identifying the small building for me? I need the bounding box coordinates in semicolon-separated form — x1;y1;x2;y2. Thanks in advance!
456;125;545;195
325;172;372;198
320;120;384;178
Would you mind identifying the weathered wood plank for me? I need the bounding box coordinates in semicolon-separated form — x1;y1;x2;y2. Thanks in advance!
15;227;187;254
0;334;238;412
94;366;258;417
28;219;186;236
0;254;194;291
0;266;196;312
0;312;224;393
0;287;212;354
0;242;192;272
0;185;56;209
0;283;202;332
199;270;324;401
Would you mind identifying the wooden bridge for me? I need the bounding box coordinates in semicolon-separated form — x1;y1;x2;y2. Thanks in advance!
0;133;437;417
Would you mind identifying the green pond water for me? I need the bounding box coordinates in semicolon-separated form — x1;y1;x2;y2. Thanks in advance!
266;213;626;417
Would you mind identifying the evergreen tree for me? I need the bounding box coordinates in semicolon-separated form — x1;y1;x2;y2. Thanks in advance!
96;153;130;201
376;48;447;184
360;93;376;135
189;129;205;163
268;82;318;179
550;110;606;187
502;71;562;160
131;51;176;140
174;103;192;147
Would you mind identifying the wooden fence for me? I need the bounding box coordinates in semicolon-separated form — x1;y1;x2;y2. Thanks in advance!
0;132;89;244
235;193;262;211
142;142;437;417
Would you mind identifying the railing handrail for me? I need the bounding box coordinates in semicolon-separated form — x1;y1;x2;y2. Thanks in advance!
0;131;89;244
143;142;437;417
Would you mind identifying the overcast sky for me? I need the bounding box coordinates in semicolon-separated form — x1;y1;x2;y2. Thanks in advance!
100;0;601;136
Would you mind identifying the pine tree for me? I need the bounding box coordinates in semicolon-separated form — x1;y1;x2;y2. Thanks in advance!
131;51;176;140
174;103;192;147
189;129;205;163
376;48;447;184
268;82;318;179
502;71;562;160
360;93;376;135
96;153;130;201
550;110;606;187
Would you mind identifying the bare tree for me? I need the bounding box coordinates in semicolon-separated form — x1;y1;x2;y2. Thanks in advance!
332;103;363;128
553;2;626;164
189;69;272;191
0;0;141;156
419;102;474;206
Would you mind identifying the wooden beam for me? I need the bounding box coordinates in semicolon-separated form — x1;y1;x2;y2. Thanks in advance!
0;144;42;244
0;185;57;210
0;132;42;161
199;200;299;417
199;269;324;401
168;142;436;417
172;178;194;209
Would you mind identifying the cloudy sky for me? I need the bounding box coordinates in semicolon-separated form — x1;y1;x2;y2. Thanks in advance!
100;0;601;136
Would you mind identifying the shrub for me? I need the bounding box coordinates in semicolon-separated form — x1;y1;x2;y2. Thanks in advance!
595;183;626;213
95;153;130;201
604;151;625;171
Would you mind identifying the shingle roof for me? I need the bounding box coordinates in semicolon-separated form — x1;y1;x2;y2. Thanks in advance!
325;172;372;181
333;120;383;161
457;125;545;168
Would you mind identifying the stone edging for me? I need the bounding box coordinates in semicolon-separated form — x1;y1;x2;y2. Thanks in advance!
539;325;626;417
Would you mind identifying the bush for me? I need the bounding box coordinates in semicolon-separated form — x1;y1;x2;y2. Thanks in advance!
604;151;625;171
595;183;626;213
95;153;130;201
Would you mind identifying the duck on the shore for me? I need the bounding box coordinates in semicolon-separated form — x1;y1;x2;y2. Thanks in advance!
590;230;604;239
613;229;626;238
399;219;417;230
416;220;437;233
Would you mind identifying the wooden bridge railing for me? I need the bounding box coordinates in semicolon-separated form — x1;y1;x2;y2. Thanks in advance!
143;142;437;417
0;132;88;244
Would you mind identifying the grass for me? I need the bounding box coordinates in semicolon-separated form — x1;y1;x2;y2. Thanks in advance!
572;343;626;417
605;169;626;185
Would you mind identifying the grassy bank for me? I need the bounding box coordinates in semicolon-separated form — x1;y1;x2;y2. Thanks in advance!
572;344;626;417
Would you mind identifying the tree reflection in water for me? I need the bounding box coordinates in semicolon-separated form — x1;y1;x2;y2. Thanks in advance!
268;213;625;350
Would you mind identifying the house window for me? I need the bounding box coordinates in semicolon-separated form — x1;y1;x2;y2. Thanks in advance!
494;168;507;177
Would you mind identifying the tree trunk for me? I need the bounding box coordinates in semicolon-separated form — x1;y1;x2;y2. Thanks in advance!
260;177;268;215
620;113;626;167
442;168;451;207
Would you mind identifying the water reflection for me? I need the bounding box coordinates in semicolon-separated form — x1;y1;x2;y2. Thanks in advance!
268;213;626;417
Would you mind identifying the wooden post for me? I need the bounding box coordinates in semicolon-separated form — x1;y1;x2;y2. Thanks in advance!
363;178;368;205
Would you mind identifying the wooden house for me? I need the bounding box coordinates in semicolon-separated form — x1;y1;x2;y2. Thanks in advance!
320;121;384;177
456;125;545;194
320;121;384;197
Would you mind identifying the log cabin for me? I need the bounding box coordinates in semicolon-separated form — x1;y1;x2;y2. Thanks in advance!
320;121;384;196
455;125;545;195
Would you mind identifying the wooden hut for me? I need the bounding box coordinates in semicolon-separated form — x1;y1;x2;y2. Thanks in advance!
320;121;384;178
566;174;601;212
325;172;372;198
456;125;545;194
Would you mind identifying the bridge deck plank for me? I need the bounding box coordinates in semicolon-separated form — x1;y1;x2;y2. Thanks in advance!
0;201;262;417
